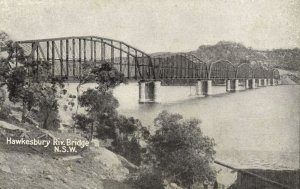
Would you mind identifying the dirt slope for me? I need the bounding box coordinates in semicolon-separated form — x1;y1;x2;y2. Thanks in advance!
0;121;136;189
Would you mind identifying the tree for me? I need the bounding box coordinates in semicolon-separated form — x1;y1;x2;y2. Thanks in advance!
74;61;127;116
74;61;97;116
132;167;165;189
1;31;62;129
92;62;126;92
6;67;33;121
0;31;10;50
74;62;149;164
75;90;149;164
74;62;126;137
76;88;119;139
0;31;12;86
111;115;150;165
148;111;216;188
35;84;60;130
5;66;61;130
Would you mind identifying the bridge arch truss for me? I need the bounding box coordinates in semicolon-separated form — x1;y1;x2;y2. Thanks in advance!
208;60;236;80
15;36;156;80
151;53;208;80
14;36;280;82
236;63;253;79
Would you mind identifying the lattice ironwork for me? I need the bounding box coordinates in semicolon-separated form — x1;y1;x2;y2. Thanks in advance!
252;64;265;79
151;53;208;80
208;60;236;79
236;63;253;79
16;36;154;80
14;36;280;82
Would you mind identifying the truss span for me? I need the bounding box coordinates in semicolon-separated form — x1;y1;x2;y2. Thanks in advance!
16;36;155;80
14;36;280;82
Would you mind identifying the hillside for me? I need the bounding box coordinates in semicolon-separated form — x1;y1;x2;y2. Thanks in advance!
0;119;137;189
151;41;300;71
191;41;300;71
150;41;300;84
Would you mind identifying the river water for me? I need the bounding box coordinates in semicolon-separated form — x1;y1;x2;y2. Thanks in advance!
112;83;299;185
63;82;299;185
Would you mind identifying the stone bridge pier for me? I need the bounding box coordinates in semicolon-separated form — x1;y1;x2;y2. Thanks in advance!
257;79;263;87
139;80;161;103
263;79;267;86
248;79;256;89
195;80;212;95
271;79;275;86
245;79;249;89
226;79;239;92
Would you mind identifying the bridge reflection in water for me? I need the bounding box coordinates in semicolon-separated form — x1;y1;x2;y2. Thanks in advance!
15;36;281;103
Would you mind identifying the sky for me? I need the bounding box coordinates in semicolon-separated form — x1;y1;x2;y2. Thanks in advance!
0;0;299;53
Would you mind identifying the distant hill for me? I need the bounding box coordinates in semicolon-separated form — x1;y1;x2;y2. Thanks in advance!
152;41;300;71
261;48;300;71
192;41;300;71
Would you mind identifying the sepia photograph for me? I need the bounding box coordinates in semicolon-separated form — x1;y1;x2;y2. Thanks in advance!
0;0;299;188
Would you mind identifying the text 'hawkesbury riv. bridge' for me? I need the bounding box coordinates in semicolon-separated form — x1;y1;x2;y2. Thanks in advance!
15;36;281;103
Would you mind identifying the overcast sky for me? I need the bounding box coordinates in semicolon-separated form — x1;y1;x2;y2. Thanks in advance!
0;0;299;53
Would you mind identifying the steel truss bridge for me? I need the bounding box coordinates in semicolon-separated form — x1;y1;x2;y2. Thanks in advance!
15;36;280;84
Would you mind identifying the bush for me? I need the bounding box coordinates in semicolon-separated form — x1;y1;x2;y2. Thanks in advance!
62;89;67;95
73;113;93;132
148;111;216;188
111;137;146;166
63;105;68;111
132;168;164;189
0;105;11;120
35;85;61;130
75;90;149;165
37;110;60;130
109;115;150;165
0;87;6;106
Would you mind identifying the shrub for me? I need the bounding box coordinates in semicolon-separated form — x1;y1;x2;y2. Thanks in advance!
148;111;216;188
111;137;145;166
62;89;67;95
0;88;6;106
0;105;11;120
132;168;164;189
73;113;93;132
35;85;61;130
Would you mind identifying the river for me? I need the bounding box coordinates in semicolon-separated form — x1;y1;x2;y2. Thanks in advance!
63;82;299;185
113;83;299;185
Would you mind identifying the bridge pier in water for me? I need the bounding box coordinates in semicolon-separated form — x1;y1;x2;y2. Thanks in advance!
196;80;212;95
257;79;262;87
138;80;161;104
226;79;239;92
248;79;256;89
195;81;201;95
263;79;267;86
271;79;275;86
245;79;249;89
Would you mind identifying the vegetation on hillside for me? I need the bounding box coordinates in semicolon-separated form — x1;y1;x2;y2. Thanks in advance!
0;31;63;129
72;62;151;165
191;41;300;71
131;111;216;189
